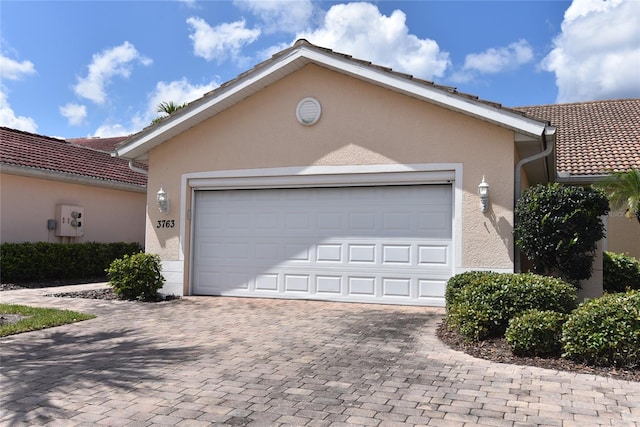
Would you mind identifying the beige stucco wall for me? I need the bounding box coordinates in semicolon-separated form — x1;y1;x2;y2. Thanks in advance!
606;211;640;259
143;64;520;292
1;173;146;245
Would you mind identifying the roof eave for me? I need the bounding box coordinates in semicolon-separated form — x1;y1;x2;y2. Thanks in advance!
115;42;548;160
1;163;147;192
555;173;609;185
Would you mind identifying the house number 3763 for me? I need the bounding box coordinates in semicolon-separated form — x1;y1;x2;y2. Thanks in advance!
156;220;175;228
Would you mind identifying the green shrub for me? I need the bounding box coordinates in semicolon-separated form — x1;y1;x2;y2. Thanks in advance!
562;291;640;368
445;271;500;309
447;273;577;341
106;252;165;301
514;183;609;285
0;242;142;283
506;310;566;357
603;251;640;293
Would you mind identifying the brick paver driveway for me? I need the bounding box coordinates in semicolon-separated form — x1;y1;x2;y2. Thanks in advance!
1;284;639;427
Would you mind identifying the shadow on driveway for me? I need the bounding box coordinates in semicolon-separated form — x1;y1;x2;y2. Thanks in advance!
0;327;202;426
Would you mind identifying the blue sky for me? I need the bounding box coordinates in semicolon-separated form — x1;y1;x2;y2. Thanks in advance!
1;0;639;139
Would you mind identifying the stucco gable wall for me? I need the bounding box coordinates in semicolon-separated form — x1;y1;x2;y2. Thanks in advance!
1;173;146;244
145;64;517;278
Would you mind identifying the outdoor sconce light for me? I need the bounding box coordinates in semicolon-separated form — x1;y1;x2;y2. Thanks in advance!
156;187;169;214
478;176;490;213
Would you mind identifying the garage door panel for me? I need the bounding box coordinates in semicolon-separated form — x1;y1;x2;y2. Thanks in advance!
418;245;449;265
255;274;278;291
285;275;310;292
382;278;411;297
255;243;280;261
316;244;342;262
348;277;376;295
286;244;311;261
382;245;411;264
348;244;376;263
419;279;447;298
193;185;452;305
198;268;451;304
316;276;342;294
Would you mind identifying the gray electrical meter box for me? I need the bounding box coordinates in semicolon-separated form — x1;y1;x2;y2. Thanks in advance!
55;204;84;237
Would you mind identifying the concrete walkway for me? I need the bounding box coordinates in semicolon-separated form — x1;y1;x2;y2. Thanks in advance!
1;284;638;427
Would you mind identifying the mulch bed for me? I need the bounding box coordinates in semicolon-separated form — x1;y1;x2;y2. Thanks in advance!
0;282;178;302
437;320;639;382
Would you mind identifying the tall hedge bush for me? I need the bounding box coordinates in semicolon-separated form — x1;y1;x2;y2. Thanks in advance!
514;183;609;285
0;242;142;283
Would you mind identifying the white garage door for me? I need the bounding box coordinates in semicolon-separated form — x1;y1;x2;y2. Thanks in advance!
192;185;452;306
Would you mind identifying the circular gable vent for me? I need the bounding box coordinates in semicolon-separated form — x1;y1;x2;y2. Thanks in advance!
296;97;322;126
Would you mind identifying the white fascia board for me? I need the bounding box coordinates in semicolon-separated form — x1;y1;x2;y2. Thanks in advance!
116;45;546;159
1;163;146;193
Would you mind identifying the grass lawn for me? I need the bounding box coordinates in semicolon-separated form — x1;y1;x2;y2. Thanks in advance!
0;304;95;337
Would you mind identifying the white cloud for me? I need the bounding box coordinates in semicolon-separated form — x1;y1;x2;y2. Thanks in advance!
59;103;87;126
542;0;640;103
93;122;136;138
0;53;38;132
146;77;219;120
178;0;197;8
187;16;261;63
74;41;152;105
234;0;315;34
92;77;219;137
0;55;36;80
296;3;450;80
0;89;37;133
463;39;534;74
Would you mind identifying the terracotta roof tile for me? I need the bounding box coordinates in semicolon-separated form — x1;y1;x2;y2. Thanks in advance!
515;99;640;176
66;136;129;152
0;127;147;187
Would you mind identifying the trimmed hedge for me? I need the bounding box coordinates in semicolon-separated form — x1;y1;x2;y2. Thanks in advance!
506;310;567;357
446;273;577;342
0;242;142;283
445;270;500;310
106;252;165;301
562;290;640;368
603;251;640;293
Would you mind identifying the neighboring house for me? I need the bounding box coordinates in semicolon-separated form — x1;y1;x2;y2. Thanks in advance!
0;127;147;245
114;40;560;305
516;100;640;259
66;135;133;153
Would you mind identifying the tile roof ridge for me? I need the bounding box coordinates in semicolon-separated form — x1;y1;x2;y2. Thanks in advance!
66;135;129;143
65;142;113;154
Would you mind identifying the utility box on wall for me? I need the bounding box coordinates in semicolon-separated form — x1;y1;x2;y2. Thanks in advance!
55;204;84;237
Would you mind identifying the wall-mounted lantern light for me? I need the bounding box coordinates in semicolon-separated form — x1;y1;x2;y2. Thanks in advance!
478;176;490;213
157;187;169;214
